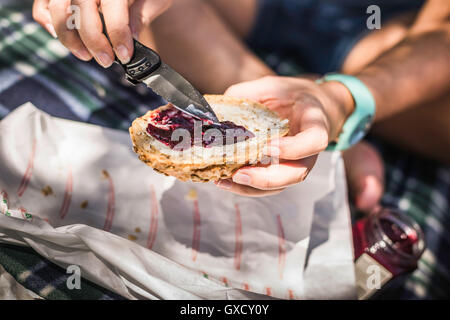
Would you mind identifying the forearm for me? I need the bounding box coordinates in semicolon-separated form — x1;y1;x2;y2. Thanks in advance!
355;23;450;121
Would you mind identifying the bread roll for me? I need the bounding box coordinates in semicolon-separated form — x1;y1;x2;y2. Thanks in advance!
129;95;289;182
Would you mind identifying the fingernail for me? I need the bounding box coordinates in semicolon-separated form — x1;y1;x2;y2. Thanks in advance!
73;48;92;61
45;23;57;38
96;52;113;68
263;146;280;157
233;173;251;186
215;179;232;190
116;45;130;64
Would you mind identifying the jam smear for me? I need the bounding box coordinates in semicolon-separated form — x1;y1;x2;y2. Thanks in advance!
146;105;255;150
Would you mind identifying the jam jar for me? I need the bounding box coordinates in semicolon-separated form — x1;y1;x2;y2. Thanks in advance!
352;207;426;299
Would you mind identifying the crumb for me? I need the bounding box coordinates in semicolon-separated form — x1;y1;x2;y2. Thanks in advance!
128;235;138;241
41;186;53;196
80;201;88;209
134;227;141;233
102;169;110;179
185;189;198;201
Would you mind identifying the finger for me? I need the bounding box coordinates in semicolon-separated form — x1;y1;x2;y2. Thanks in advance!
101;0;133;64
230;156;318;190
215;180;285;197
73;0;115;67
267;126;329;160
32;0;57;38
343;141;384;213
48;0;92;60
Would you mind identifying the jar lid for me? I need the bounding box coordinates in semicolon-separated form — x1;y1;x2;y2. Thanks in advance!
370;208;426;262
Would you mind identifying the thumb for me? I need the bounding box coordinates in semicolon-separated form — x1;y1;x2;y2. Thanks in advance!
224;77;274;102
268;126;329;160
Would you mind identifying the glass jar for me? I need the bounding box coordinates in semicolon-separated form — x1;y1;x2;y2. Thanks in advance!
352;208;426;299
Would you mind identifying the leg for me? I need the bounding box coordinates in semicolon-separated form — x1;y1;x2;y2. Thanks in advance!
371;95;450;164
208;0;258;39
341;13;417;212
341;12;417;74
139;0;273;94
341;12;450;164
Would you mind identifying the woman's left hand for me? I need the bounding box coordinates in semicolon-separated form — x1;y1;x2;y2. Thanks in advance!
215;75;354;197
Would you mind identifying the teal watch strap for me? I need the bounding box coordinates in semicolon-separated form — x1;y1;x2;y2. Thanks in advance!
318;74;376;151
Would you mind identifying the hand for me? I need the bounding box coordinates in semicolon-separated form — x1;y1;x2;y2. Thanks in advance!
216;76;354;197
32;0;172;66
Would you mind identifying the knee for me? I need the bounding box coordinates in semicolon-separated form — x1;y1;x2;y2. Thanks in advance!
152;0;213;30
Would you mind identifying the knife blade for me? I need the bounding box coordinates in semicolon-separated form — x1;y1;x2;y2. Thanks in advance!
117;40;220;124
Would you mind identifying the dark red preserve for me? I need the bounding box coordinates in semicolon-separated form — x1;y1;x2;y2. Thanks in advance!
146;105;255;150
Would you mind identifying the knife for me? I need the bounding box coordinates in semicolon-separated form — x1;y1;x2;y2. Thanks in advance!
115;39;220;124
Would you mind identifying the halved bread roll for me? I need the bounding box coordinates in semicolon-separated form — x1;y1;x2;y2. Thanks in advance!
129;95;289;182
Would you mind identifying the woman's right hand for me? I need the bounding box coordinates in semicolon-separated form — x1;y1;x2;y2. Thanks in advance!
32;0;172;67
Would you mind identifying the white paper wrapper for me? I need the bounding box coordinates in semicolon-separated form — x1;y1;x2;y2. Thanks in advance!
0;103;356;299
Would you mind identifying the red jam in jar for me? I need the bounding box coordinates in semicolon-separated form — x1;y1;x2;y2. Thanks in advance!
353;208;425;275
352;208;425;299
146;105;255;150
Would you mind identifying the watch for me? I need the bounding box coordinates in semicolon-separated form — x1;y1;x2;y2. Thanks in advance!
317;74;376;151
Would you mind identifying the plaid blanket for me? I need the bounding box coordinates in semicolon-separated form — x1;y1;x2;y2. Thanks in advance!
0;1;449;300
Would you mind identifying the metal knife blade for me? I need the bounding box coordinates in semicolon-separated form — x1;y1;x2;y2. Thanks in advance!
115;38;220;124
141;62;220;123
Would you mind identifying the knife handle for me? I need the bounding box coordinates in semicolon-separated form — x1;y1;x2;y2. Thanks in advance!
116;39;162;85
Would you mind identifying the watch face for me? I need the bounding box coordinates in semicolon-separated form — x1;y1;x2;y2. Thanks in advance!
349;115;374;145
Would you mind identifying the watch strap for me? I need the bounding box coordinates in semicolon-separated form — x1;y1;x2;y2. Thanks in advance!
318;74;376;151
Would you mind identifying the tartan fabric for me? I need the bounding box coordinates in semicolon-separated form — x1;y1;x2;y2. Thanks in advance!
371;139;450;299
0;0;163;128
0;0;161;300
0;1;449;300
0;244;125;300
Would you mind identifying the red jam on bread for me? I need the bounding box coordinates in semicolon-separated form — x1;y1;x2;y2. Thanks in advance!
146;104;255;150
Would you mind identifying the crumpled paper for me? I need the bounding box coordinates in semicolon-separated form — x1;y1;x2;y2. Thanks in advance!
0;103;356;299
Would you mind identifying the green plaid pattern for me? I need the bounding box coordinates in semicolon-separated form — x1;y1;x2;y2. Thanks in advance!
0;1;163;128
0;0;162;300
0;244;124;300
372;140;450;299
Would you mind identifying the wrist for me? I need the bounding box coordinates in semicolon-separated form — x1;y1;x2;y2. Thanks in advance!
318;81;355;141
